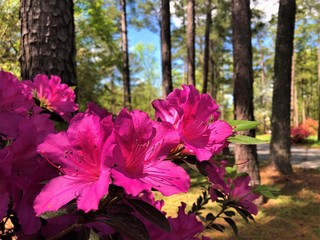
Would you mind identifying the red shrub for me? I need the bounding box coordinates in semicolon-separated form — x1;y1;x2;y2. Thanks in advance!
291;126;309;143
291;118;318;143
301;118;318;136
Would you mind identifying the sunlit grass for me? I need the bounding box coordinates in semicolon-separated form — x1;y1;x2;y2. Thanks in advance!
304;135;320;148
256;133;320;148
256;134;271;142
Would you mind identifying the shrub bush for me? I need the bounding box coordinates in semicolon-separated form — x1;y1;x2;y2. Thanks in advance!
291;118;318;143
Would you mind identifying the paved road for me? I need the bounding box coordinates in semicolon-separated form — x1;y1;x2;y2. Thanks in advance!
256;144;320;169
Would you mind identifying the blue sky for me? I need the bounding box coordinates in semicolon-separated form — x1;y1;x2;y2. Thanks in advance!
128;27;162;89
128;27;161;66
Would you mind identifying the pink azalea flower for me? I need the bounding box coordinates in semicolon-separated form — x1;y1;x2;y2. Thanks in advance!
206;161;230;201
34;112;114;215
0;70;33;115
12;156;58;236
0;172;10;219
207;162;259;215
0;114;56;235
24;74;78;121
135;190;165;211
1;114;55;187
85;102;111;119
230;176;259;215
0;112;25;139
111;109;190;196
152;84;233;161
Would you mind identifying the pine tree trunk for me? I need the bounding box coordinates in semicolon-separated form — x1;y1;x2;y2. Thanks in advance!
187;0;195;85
209;39;217;99
20;0;76;86
120;0;131;109
232;0;260;185
291;53;299;127
270;0;296;174
258;37;267;133
317;29;320;140
160;0;173;97
202;0;211;93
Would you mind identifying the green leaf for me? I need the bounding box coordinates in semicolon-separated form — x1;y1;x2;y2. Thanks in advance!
254;185;280;199
214;189;225;199
225;165;237;178
126;198;171;232
103;213;149;240
40;208;68;219
69;86;77;91
224;217;238;236
88;229;100;240
224;211;236;217
106;203;134;213
196;160;212;176
206;213;215;221
208;223;225;232
228;120;260;132
184;160;200;173
234;207;254;223
228;135;267;144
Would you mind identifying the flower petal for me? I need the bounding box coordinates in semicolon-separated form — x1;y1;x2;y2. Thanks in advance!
143;161;190;196
77;170;111;212
34;176;89;215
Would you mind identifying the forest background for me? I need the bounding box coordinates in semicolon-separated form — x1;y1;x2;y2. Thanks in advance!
2;0;319;127
1;0;320;238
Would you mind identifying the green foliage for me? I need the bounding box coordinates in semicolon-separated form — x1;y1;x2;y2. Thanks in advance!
102;213;150;240
293;0;320;122
129;0;160;33
254;185;280;199
0;0;20;76
74;0;123;112
228;135;267;144
130;43;160;115
228;120;260;132
126;198;171;232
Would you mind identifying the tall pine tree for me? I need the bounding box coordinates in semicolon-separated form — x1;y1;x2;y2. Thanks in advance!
232;0;260;185
20;0;76;86
270;0;296;174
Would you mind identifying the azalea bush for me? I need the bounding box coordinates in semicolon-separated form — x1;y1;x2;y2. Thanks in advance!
290;119;318;143
0;71;272;239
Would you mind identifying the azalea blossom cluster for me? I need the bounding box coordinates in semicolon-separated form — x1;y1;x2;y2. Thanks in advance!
0;71;260;239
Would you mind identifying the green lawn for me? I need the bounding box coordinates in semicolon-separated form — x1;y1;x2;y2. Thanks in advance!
256;134;271;142
256;133;320;148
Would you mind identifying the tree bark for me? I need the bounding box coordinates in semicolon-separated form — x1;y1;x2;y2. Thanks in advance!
232;0;260;185
258;36;267;133
317;28;320;140
291;53;299;127
187;0;195;85
202;0;211;93
20;0;76;86
160;0;173;98
209;39;217;99
120;0;131;109
270;0;296;174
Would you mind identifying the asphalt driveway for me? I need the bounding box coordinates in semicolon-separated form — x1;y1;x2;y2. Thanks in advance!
256;144;320;169
229;144;320;169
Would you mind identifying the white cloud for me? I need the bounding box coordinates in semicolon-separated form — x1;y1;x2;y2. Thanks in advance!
252;0;279;22
170;0;183;28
